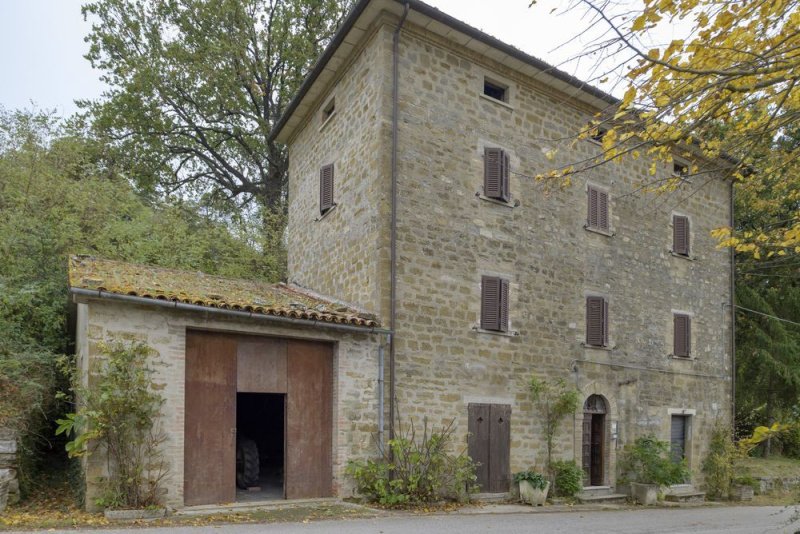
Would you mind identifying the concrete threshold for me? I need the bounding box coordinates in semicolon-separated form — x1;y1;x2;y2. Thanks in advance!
176;497;362;516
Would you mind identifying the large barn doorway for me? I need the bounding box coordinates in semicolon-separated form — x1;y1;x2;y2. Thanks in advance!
184;331;333;506
582;395;607;486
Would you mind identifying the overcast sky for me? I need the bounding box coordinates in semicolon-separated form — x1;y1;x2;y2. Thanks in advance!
0;0;633;116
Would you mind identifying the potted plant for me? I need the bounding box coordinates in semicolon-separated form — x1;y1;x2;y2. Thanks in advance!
730;476;757;501
618;436;689;505
514;470;550;506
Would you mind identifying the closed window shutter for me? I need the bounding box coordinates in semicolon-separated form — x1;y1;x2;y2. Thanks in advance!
586;296;606;346
603;298;609;346
588;187;598;228
500;151;511;202
598;190;609;231
484;147;505;200
673;215;689;255
674;314;691;357
481;276;500;330
320;164;334;214
499;278;509;332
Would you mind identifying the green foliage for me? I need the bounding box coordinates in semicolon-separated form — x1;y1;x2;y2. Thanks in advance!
346;417;477;506
702;424;737;500
618;436;689;487
56;340;167;509
734;284;800;439
529;376;580;472
551;460;584;498
81;0;352;248
513;470;548;490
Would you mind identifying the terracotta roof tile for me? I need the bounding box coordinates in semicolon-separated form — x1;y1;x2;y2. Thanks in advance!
68;255;380;328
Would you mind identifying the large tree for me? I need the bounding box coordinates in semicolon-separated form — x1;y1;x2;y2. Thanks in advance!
81;0;351;237
537;0;799;257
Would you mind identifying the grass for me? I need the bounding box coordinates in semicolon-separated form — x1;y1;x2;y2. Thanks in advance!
735;455;800;479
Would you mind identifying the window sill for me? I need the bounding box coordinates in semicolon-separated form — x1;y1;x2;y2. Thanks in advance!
315;203;338;222
584;225;614;237
581;343;614;351
472;326;519;337
669;250;695;261
669;354;695;361
476;192;519;208
318;110;337;133
479;92;515;111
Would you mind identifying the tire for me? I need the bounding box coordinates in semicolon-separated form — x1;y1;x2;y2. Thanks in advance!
236;437;260;489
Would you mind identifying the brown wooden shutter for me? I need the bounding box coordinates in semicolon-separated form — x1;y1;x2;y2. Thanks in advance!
586;296;605;346
319;164;334;214
484;147;503;199
499;278;509;332
598;190;609;231
674;314;691;357
602;298;609;346
500;151;511;202
673;215;689;255
588;186;598;228
481;276;500;330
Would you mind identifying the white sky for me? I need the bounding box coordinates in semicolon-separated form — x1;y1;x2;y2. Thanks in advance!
0;0;648;116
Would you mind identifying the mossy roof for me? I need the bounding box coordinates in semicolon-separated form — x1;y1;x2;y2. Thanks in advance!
68;255;380;328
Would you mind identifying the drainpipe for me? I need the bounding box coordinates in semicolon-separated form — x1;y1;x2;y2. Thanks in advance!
729;179;736;434
378;339;385;454
389;2;410;445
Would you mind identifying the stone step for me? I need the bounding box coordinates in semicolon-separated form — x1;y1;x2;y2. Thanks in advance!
472;492;510;503
577;485;613;498
576;493;629;505
664;491;706;503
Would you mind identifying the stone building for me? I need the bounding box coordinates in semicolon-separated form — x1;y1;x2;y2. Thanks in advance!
72;0;733;509
272;0;733;495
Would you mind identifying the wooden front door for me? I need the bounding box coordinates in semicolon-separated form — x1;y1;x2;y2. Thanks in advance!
582;395;607;486
285;340;333;499
468;403;510;493
184;331;237;506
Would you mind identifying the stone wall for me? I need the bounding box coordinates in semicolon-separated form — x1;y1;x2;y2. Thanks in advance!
0;428;19;506
76;299;381;510
389;23;732;485
286;20;393;318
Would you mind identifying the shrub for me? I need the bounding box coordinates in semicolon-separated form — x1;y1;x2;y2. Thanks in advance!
618;435;689;486
513;470;548;490
56;340;167;509
551;460;584;497
702;423;736;500
346;417;476;506
529;376;579;472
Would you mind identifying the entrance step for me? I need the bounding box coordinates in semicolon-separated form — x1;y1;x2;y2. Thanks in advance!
577;487;628;504
472;492;510;503
664;485;706;503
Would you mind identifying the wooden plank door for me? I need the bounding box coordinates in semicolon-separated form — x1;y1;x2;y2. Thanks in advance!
468;404;491;491
488;404;510;492
581;415;591;483
670;415;687;461
285;340;333;498
590;414;605;486
468;403;510;493
184;331;237;506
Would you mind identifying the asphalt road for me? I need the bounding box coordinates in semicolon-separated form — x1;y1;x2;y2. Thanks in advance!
17;506;800;534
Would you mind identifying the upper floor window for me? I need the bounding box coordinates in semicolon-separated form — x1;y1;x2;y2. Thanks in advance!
586;296;609;347
320;96;336;125
673;215;690;256
319;163;335;215
673;313;691;357
484;147;511;202
483;77;508;103
587;185;609;232
481;275;509;332
673;161;689;178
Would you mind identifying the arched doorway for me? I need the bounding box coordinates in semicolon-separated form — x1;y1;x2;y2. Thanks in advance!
582;395;607;486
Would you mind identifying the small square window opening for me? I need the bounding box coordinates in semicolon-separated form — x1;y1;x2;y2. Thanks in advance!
591;127;608;143
321;97;336;122
483;78;508;102
673;162;689;177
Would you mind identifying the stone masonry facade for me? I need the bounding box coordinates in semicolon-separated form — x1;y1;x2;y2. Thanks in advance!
284;7;732;489
75;300;380;510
